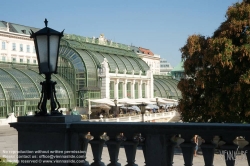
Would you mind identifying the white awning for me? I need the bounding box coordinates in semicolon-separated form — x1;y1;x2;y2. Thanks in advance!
86;97;177;107
88;98;122;106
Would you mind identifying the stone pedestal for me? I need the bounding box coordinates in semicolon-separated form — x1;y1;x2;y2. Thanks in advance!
10;115;83;166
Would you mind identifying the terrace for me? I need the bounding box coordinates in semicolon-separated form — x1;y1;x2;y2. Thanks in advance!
10;115;250;166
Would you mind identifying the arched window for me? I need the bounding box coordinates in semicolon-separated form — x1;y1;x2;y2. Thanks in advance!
118;82;123;99
127;82;131;98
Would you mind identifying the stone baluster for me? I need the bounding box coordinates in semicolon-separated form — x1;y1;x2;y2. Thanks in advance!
199;134;216;166
78;132;94;166
166;134;177;166
106;132;126;166
142;133;167;166
70;131;89;166
123;132;142;166
220;135;238;166
179;134;196;166
89;132;109;166
242;135;250;165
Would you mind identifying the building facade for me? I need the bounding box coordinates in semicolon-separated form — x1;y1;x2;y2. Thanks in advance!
171;61;184;81
160;58;173;75
0;21;181;117
132;46;161;75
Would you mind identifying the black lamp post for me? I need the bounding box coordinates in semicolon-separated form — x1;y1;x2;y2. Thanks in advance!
156;97;159;112
114;99;118;117
140;102;147;122
30;19;64;116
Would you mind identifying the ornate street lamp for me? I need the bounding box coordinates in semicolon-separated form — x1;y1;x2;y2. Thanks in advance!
140;102;147;122
156;97;159;106
114;99;118;117
156;97;159;112
30;19;64;116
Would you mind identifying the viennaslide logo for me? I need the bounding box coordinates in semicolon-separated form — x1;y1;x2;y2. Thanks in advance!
219;147;247;165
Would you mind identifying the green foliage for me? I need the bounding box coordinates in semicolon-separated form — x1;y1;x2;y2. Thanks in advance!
0;162;17;166
0;157;16;166
178;1;250;122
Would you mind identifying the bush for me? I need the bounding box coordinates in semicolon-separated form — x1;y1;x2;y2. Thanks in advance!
0;157;17;166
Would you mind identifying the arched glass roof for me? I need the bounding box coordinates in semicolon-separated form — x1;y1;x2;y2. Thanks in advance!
59;46;99;90
154;75;181;100
59;46;85;73
0;69;25;101
0;67;73;103
105;53;126;73
3;68;40;99
117;56;135;74
59;37;151;93
61;37;150;76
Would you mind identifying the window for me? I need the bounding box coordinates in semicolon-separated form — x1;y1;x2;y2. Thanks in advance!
20;59;23;63
20;44;23;52
12;58;16;62
12;43;16;51
27;45;30;52
109;82;114;99
33;59;36;64
118;82;123;99
142;83;146;98
27;59;30;64
2;42;5;50
2;56;5;62
127;82;131;98
134;82;138;99
33;46;35;53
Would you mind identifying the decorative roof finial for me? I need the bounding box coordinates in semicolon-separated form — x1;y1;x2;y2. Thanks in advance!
44;18;48;27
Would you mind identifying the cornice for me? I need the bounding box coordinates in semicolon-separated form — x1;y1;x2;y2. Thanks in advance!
0;31;33;41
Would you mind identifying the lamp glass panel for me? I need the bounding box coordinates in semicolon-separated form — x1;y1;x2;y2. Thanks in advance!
49;35;60;72
36;35;49;73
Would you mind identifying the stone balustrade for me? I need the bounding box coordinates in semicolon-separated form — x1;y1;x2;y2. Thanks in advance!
10;115;250;166
89;111;177;122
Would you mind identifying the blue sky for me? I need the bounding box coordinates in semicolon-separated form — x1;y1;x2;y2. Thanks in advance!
2;0;239;67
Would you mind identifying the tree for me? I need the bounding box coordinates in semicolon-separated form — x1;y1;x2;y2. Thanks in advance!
178;0;250;122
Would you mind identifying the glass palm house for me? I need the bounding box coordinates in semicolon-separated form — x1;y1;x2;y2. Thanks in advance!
0;21;181;118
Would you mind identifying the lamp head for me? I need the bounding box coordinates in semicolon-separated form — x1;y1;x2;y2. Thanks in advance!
30;18;64;74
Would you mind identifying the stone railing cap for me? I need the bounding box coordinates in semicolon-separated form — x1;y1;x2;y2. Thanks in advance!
16;115;82;123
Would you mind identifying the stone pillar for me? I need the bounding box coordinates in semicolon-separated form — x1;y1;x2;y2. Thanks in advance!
199;135;216;166
180;134;196;166
123;132;141;166
106;133;125;166
77;132;94;166
243;135;250;166
220;135;238;166
143;134;167;166
138;80;142;99
149;70;154;98
147;80;151;98
131;80;135;99
89;132;109;166
114;79;119;99
100;58;110;98
9;115;83;166
100;76;111;99
166;135;177;166
123;80;127;98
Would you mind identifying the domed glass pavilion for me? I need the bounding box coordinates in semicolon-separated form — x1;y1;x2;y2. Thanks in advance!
0;31;181;118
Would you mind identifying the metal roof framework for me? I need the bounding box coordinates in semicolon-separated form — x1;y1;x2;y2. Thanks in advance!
0;63;73;117
59;36;151;92
154;75;181;100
